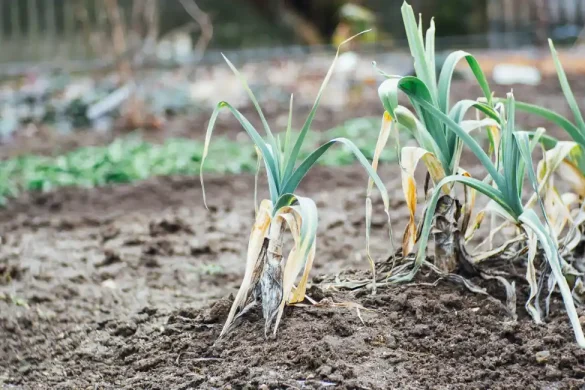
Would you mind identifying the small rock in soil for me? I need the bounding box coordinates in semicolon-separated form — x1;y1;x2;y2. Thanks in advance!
536;350;551;364
201;297;232;323
573;367;585;379
439;293;463;309
306;285;330;302
101;279;117;289
545;364;563;380
317;365;333;377
412;324;431;337
28;292;53;303
386;334;397;348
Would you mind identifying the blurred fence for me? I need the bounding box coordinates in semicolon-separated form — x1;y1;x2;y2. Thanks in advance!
0;0;583;73
487;0;585;47
0;0;144;64
0;0;81;63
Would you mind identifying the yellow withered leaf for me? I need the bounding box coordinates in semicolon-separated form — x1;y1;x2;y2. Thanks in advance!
289;242;316;304
458;168;476;235
220;199;273;337
526;141;582;209
272;197;318;335
400;146;447;255
558;159;585;196
366;112;395;294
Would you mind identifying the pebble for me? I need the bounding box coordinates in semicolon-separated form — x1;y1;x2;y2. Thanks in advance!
318;365;333;377
412;324;430;337
101;279;117;289
545;364;563;380
536;350;551;364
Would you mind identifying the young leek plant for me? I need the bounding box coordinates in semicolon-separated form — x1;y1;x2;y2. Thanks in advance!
411;92;585;348
504;38;585;304
201;36;390;338
375;1;497;273
512;39;585;197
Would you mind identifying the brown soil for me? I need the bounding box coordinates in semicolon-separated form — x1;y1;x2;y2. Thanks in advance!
2;77;585;389
1;163;584;389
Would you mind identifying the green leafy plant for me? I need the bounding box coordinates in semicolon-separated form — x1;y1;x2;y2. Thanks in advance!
373;2;585;347
0;117;396;206
201;37;390;337
511;40;585;196
408;92;585;347
376;2;497;272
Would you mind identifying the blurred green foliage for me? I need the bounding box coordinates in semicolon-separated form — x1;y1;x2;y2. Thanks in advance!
0;116;402;204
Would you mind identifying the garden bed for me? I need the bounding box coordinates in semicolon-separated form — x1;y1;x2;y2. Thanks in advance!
2;77;585;389
1;164;584;389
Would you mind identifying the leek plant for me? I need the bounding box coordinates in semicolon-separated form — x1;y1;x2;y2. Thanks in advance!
406;91;585;347
506;39;585;306
201;37;390;337
511;39;585;198
376;2;496;273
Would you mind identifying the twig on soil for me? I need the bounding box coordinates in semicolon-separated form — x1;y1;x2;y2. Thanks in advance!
177;353;222;364
192;357;222;362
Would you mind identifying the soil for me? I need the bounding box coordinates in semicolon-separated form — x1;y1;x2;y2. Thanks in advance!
2;77;585;389
1;163;584;389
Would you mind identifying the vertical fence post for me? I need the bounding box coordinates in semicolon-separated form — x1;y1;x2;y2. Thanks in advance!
565;0;578;24
64;0;76;60
518;0;532;41
27;0;39;60
10;0;22;62
0;0;4;49
45;0;57;61
501;0;514;48
487;0;503;48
